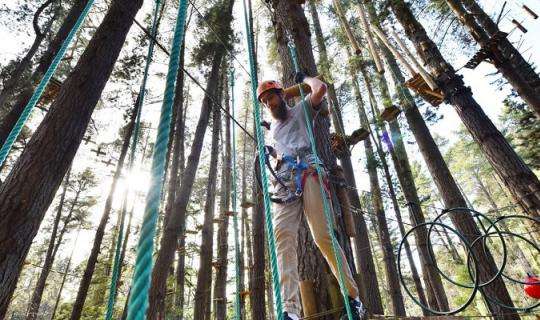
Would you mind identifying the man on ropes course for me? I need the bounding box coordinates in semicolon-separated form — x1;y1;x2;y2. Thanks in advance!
256;73;366;320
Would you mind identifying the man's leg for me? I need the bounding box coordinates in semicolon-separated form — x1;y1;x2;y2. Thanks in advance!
273;198;303;316
302;173;359;299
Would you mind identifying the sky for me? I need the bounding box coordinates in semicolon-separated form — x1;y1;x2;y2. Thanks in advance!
1;0;539;309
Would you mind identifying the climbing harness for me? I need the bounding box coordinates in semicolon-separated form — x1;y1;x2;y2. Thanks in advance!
126;0;189;319
242;0;284;317
281;155;309;197
0;0;96;166
104;0;163;318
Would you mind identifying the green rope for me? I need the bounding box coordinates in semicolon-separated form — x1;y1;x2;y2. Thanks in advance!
126;0;189;319
230;67;242;320
286;40;354;320
104;0;163;318
241;0;284;318
0;0;95;167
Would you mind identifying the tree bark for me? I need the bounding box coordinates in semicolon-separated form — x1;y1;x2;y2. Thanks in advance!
347;72;386;315
148;49;227;318
444;0;540;117
389;1;521;317
213;69;231;320
270;1;356;315
250;184;266;320
0;0;91;148
0;0;57;110
369;116;429;313
474;173;533;272
168;40;187;320
354;56;448;311
355;81;406;316
308;0;375;281
390;0;540;220
0;0;142;316
25;166;72;320
193;91;221;320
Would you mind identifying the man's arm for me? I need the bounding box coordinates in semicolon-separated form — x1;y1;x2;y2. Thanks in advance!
303;76;327;107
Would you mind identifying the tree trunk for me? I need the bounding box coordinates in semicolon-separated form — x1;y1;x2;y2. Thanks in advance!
355;83;406;316
168;40;187;320
444;0;540;116
239;102;250;320
0;0;57;110
389;1;521;317
347;72;385;315
148;49;227;318
69;99;139;320
309;0;377;282
370;122;429;313
270;1;353;314
390;0;540;219
213;69;231;320
250;174;266;320
0;0;142;316
0;0;91;148
51;237;77;320
193;91;221;320
474;173;533;272
355;57;448;311
25;166;72;320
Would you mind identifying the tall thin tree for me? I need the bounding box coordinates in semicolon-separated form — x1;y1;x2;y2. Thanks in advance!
0;0;144;316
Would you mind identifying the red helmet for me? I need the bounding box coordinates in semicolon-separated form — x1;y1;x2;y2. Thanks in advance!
257;80;283;102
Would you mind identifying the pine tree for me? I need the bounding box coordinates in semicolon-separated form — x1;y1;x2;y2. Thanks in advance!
0;0;144;316
444;0;540;116
148;1;235;316
213;70;232;320
0;0;92;148
389;0;540;220
388;0;521;316
0;0;58;109
69;98;141;320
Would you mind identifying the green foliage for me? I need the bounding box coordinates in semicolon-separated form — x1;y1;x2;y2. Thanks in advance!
191;0;235;66
500;92;540;171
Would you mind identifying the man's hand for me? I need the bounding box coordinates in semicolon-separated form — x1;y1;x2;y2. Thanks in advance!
294;71;307;84
302;75;327;108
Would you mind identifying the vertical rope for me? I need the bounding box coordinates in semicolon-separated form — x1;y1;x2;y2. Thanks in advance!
241;0;284;318
230;67;242;320
126;0;189;319
0;0;96;166
286;41;354;320
104;1;163;318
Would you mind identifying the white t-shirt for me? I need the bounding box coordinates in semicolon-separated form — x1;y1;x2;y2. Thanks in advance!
270;95;312;157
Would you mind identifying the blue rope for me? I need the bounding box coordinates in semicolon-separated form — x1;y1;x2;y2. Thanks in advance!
0;0;96;166
241;0;284;318
126;0;189;319
104;0;163;318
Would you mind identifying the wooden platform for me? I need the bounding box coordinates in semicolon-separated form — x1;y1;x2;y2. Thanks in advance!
405;73;444;107
330;128;370;158
464;31;508;69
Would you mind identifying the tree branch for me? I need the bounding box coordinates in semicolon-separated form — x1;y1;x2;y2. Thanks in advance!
33;0;57;38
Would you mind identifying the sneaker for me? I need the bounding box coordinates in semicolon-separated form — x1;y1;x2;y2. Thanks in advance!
340;297;367;320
